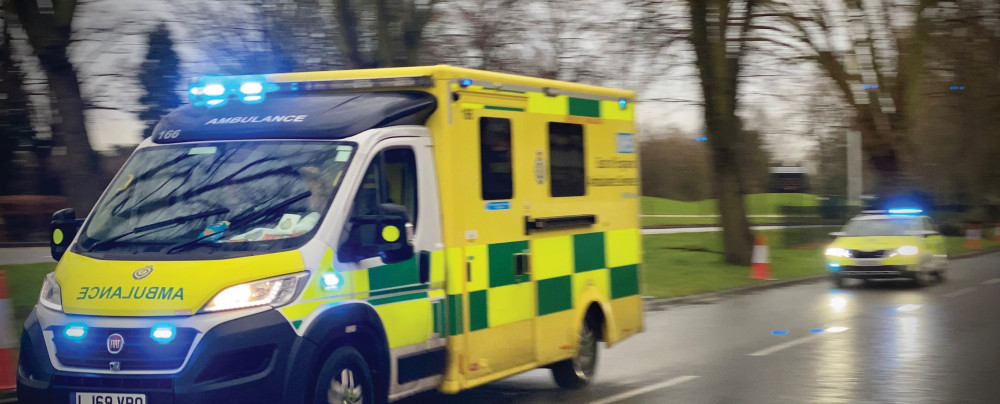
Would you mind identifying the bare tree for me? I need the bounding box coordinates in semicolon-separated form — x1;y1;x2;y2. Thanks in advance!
9;0;104;213
686;0;758;265
332;0;439;68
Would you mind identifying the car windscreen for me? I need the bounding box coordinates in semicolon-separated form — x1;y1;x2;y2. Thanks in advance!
841;218;921;237
76;140;354;258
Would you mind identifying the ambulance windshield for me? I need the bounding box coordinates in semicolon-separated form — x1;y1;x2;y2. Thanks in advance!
78;140;354;256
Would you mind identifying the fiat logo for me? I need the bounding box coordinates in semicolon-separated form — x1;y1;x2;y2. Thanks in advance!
133;265;153;280
107;333;124;354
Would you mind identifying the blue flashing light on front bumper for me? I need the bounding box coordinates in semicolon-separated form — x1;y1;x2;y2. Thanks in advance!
828;262;842;270
63;323;87;341
151;323;176;343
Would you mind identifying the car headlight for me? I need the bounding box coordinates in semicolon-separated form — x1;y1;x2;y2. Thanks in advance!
825;247;850;258
39;272;62;311
897;245;919;256
201;273;307;313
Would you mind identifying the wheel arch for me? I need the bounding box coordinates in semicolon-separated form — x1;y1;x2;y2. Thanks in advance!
573;286;620;346
302;301;391;403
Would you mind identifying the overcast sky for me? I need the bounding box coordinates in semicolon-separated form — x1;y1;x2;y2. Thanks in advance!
13;0;818;163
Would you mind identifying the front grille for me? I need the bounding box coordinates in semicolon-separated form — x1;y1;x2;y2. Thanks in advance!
49;326;198;371
52;374;173;390
841;265;905;272
849;249;887;259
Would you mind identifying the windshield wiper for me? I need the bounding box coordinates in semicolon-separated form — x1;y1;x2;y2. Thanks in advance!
164;191;311;255
85;208;230;252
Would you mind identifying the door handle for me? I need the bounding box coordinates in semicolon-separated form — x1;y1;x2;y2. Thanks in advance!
514;253;530;277
418;251;430;284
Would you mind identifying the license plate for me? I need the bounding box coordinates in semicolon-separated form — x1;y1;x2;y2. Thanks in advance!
75;393;146;404
855;259;880;266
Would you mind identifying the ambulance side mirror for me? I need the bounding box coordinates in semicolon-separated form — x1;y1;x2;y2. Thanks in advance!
50;208;84;261
338;214;413;264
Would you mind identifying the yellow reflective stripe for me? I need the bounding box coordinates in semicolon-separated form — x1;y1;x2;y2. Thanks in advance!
377;299;432;349
486;283;534;327
446;247;465;295
530;236;573;281
461;103;485;110
465;244;489;292
527;93;568;115
431;249;446;284
605;228;641;268
600;99;633;121
280;300;325;321
301;248;335;300
352;268;370;299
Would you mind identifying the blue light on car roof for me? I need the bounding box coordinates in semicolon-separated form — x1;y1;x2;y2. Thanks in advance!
888;208;922;215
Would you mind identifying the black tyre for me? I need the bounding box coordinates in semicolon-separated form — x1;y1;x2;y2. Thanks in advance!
314;347;375;404
552;318;599;389
912;271;932;287
831;275;845;288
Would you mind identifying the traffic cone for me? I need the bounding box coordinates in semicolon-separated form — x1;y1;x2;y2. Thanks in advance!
994;224;1000;243
750;235;773;280
0;271;16;391
965;224;982;250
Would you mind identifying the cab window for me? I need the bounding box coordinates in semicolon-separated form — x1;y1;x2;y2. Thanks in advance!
350;148;418;229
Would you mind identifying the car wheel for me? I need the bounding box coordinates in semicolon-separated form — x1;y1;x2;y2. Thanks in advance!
912;271;933;287
552;317;599;389
831;275;845;288
315;347;374;404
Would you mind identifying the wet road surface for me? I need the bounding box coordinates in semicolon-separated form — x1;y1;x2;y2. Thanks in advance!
402;251;1000;403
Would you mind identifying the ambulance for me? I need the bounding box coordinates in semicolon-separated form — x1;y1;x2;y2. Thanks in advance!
18;65;644;404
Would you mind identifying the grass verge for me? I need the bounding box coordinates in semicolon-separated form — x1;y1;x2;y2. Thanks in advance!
642;230;826;298
2;262;56;345
641;193;818;216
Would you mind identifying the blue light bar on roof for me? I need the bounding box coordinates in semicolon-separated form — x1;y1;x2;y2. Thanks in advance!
888;208;923;215
189;75;279;108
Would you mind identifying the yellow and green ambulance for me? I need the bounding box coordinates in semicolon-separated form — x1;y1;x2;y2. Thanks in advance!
18;65;643;404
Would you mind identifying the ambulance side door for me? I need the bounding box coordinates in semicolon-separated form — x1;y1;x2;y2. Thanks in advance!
340;133;447;397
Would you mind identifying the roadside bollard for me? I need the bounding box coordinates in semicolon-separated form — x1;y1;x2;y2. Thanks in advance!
750;236;773;280
0;271;16;391
965;224;982;250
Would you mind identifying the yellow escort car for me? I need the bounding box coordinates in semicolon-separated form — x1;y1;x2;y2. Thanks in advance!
18;66;644;404
825;208;949;287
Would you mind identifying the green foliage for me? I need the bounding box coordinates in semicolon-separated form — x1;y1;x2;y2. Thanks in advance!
137;24;182;139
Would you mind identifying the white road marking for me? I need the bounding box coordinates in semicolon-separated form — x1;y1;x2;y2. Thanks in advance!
588;375;700;404
943;287;976;298
747;334;824;356
896;304;922;312
981;278;1000;285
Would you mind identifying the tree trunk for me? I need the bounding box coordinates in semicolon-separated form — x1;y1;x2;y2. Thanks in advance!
13;0;105;215
38;49;105;215
688;0;755;265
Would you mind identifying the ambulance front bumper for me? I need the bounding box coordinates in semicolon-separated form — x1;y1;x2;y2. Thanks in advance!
17;307;319;404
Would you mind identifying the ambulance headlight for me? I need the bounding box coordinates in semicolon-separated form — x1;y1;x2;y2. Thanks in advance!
897;245;919;256
201;272;307;313
39;272;62;311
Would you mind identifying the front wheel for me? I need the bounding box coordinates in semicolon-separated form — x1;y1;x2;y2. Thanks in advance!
552;319;599;389
314;347;374;404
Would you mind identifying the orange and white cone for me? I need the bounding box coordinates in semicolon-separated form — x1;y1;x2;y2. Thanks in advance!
0;271;15;391
994;224;1000;243
750;235;773;280
965;224;982;250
